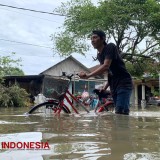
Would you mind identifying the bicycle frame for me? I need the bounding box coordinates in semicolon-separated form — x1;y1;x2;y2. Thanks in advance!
48;73;90;114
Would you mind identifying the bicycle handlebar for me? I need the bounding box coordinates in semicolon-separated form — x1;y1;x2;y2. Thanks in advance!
61;72;79;80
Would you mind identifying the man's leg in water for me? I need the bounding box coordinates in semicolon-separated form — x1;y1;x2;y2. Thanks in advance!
113;89;132;115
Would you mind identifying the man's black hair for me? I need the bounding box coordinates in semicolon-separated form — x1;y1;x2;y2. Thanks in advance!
92;30;106;39
92;30;107;45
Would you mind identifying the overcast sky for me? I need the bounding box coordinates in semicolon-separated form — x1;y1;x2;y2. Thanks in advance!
0;0;99;75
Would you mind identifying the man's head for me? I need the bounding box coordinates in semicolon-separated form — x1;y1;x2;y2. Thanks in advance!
91;30;106;49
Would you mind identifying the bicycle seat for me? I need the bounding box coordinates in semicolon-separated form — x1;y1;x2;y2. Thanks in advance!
93;89;111;99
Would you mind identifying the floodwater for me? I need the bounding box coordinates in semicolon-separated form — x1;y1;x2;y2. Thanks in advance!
0;106;160;160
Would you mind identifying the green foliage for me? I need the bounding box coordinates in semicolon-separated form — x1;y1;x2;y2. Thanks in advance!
51;32;89;56
126;62;144;78
0;84;29;108
52;0;98;55
153;90;159;96
126;56;160;78
0;51;27;108
0;52;24;77
4;67;25;76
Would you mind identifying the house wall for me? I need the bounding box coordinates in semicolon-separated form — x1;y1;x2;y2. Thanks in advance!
42;59;90;76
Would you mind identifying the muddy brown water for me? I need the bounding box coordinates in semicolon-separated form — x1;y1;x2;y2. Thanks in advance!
0;106;160;160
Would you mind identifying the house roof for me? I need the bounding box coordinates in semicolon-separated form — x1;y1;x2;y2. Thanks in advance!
40;55;91;75
4;75;45;83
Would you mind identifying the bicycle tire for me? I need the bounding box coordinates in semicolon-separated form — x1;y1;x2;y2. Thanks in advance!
28;101;71;114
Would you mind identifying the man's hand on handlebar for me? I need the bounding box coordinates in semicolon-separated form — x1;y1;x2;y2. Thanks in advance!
78;71;89;79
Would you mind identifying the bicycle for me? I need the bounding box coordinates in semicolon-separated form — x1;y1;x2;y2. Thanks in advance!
27;73;90;115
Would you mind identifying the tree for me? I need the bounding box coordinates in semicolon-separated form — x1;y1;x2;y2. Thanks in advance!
0;53;29;107
0;84;29;108
52;0;160;77
0;52;24;78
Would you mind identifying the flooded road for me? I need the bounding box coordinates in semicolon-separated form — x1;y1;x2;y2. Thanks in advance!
0;107;160;160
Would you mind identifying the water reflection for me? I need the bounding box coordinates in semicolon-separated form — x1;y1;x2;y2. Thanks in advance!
0;107;159;160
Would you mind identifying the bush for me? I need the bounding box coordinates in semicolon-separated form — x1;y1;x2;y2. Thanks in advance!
0;84;29;107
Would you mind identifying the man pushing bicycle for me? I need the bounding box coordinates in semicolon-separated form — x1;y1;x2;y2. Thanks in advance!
79;30;133;115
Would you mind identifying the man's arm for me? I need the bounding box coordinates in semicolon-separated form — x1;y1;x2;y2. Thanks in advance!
79;58;112;78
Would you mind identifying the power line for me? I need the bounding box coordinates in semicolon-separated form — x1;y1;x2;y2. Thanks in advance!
0;38;97;57
0;48;97;62
0;38;53;49
0;8;62;24
0;50;52;58
0;38;97;56
0;3;67;16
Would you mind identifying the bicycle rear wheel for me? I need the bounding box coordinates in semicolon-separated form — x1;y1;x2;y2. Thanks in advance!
28;101;71;114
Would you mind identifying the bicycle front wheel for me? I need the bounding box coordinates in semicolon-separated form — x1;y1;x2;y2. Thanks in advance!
28;101;71;114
